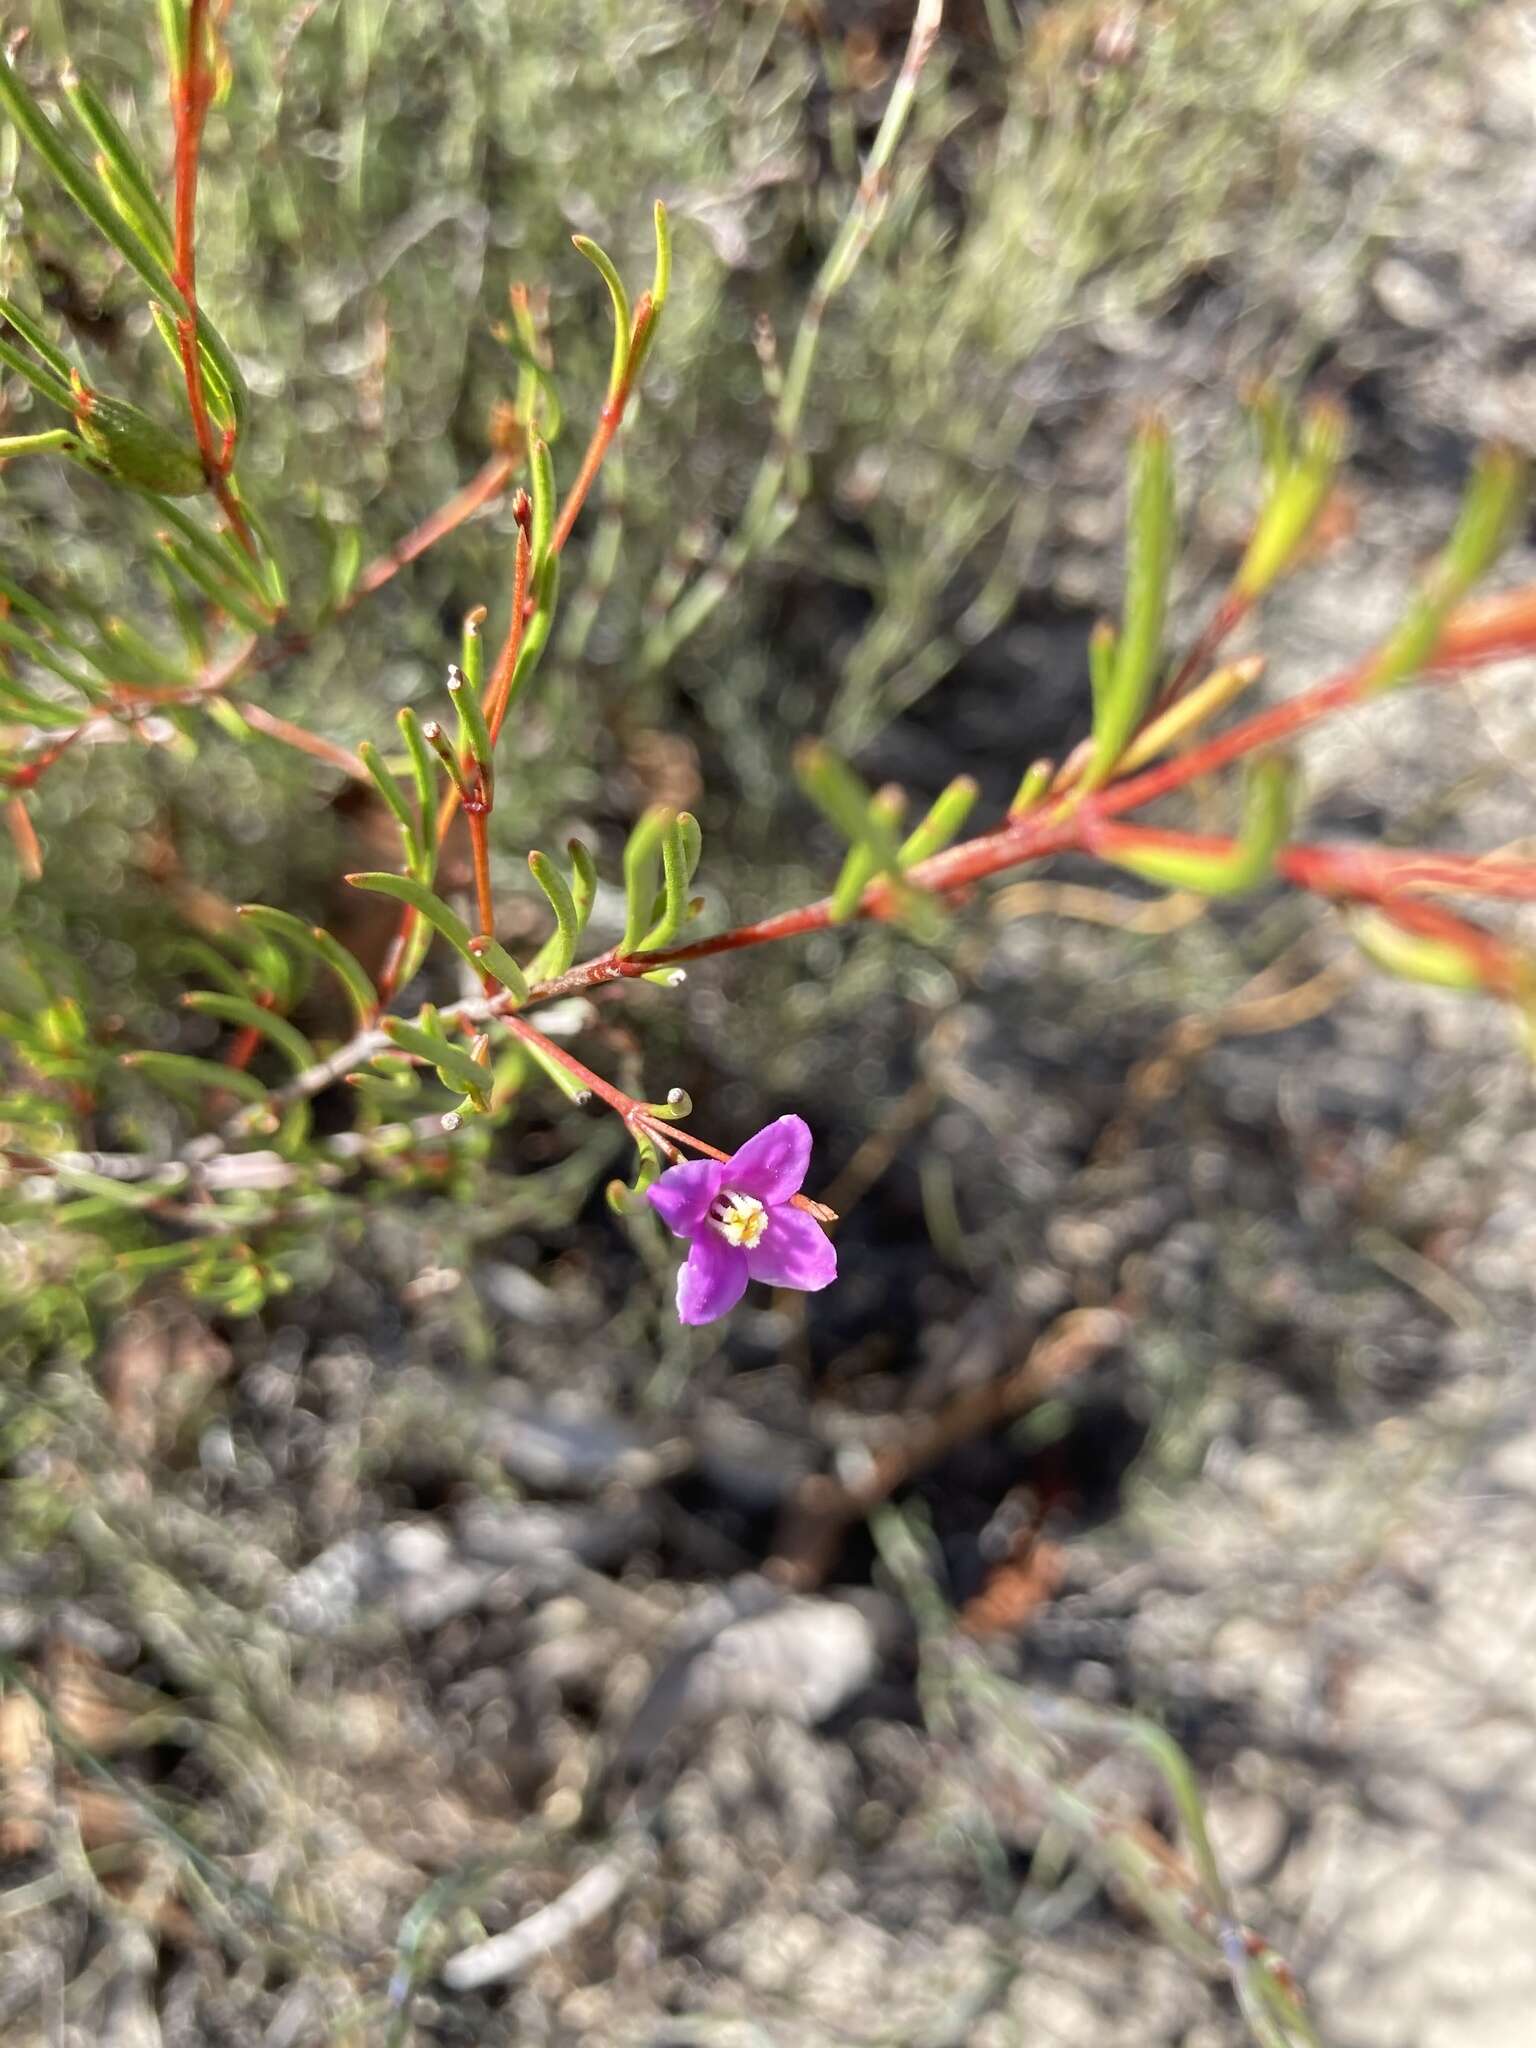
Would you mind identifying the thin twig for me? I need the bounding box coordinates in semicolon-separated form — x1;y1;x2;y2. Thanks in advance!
440;1834;650;1993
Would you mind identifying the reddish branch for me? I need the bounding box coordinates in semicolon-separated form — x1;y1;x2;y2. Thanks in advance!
345;452;518;608
169;0;259;563
549;297;654;560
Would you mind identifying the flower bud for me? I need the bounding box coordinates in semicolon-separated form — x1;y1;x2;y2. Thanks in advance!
72;381;205;496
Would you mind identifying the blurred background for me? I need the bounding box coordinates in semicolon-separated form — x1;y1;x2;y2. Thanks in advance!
4;2;1536;2043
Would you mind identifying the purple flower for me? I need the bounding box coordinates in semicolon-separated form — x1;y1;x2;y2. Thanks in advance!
645;1114;837;1325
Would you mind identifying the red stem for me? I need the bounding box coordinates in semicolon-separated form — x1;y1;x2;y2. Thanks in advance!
549;297;653;560
1155;588;1252;711
347;453;517;607
169;0;260;565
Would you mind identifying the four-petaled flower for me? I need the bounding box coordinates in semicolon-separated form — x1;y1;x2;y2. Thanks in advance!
646;1114;837;1325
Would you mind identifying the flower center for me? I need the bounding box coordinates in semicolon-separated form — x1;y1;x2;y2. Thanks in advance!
708;1188;768;1249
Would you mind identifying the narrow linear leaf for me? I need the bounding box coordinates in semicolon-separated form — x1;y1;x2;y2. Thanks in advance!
899;776;978;867
348;870;497;987
158;539;273;634
1101;755;1296;897
571;234;631;404
1115;657;1266;777
621;805;672;954
568;838;598;937
182;991;316;1072
0;570;101;669
640;813;692;948
1008;759;1053;818
381;1016;490;1108
466;933;529;1003
528;434;556;570
527;850;580;977
1083;417;1176;791
676;811;702;884
0;49;184;310
1347;910;1486;992
0;291;76;385
830;840;879;924
62;70;173;265
120;1050;271;1104
236;905;378;1027
0;612;104;700
0;331;75;410
460;606;486;693
447;663;493;794
357;744;426;873
1366;445;1527;695
516;1030;592;1107
147;495;275;608
1236;396;1347;601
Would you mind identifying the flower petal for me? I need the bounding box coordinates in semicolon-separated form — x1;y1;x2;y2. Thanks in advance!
745;1205;837;1294
646;1158;725;1238
726;1114;813;1205
676;1231;749;1325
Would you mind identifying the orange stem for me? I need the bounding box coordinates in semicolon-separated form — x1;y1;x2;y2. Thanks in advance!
170;0;260;564
347;453;518;609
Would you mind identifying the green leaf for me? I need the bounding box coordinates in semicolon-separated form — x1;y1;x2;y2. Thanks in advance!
571;233;631;405
1114;656;1265;777
62;69;173;267
397;710;437;854
1007;758;1053;819
119;1049;271;1105
1236;395;1347;601
568;837;598;935
157;537;273;634
0;49;183;311
460;606;486;694
829;839;879;924
236;905;378;1027
626;200;670;384
0;291;76;386
620;805;672;954
676;811;702;885
1083;416;1176;792
526;849;581;977
640;812;693;948
1364;444;1527;695
347;870;522;995
327;523;365;611
0;330;75;410
465;933;529;1002
899;776;978;867
146;496;273;609
421;717;473;803
516;1030;593;1107
357;743;426;873
1100;755;1297;897
0;611;104;701
501;553;559;716
528;433;556;571
447;662;493;798
381;1012;491;1109
181;991;316;1072
0;570;100;670
1347;910;1485;991
171;938;251;1001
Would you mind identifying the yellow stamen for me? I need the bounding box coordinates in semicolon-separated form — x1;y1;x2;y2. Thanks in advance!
710;1189;768;1249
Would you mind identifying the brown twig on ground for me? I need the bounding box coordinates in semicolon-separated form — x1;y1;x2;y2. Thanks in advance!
766;1307;1127;1590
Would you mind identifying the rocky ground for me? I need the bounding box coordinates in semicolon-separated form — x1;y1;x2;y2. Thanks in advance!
6;5;1536;2045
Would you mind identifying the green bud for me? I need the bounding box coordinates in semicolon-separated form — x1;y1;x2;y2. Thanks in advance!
73;384;205;496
